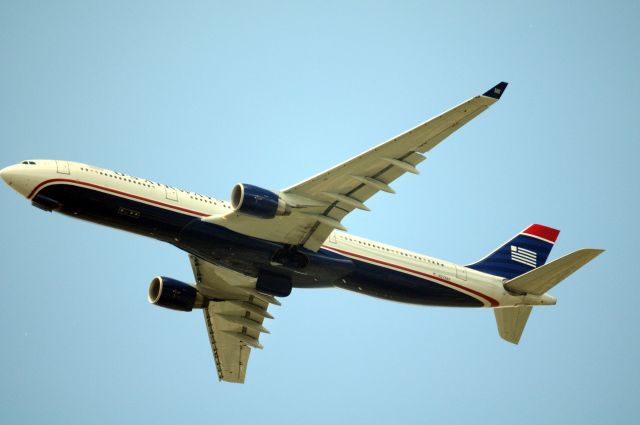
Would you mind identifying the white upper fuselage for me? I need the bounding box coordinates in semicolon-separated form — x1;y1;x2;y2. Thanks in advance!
0;159;554;308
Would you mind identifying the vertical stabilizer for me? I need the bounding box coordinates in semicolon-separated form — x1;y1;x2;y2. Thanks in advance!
493;248;603;344
468;224;560;279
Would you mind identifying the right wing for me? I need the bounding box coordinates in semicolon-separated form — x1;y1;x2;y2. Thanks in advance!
283;82;509;251
189;255;280;383
204;82;508;251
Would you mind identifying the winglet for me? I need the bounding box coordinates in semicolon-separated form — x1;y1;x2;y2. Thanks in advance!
482;82;508;99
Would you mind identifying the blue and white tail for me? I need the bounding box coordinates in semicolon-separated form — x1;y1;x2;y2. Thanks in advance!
467;224;560;279
468;224;605;345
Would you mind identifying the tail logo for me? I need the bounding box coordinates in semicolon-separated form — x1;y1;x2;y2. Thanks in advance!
511;246;537;268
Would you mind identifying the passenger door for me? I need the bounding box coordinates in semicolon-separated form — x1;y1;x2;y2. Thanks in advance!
455;265;467;281
56;160;70;175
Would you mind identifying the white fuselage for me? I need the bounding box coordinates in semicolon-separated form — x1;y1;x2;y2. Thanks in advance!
0;159;555;308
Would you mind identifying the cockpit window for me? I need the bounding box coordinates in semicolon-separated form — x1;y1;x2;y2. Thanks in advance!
21;161;36;165
29;161;36;165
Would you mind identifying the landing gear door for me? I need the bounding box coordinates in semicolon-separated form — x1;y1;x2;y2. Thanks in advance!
456;265;467;281
56;160;70;175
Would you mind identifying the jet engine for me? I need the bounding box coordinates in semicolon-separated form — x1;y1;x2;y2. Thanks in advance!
231;183;290;219
148;276;207;312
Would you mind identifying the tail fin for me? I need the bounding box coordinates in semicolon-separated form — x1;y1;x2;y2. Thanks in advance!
467;224;560;279
494;248;604;344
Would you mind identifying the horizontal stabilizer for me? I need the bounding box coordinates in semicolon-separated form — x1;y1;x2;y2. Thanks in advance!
494;306;532;344
505;248;604;295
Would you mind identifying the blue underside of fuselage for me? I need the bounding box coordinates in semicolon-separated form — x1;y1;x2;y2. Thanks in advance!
35;183;482;307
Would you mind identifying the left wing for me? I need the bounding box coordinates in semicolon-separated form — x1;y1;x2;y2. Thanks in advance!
189;255;280;383
205;82;508;251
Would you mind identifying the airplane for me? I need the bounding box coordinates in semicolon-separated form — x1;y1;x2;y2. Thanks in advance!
0;82;603;383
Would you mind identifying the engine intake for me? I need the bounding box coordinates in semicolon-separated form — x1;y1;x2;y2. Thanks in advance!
231;183;289;219
148;276;206;312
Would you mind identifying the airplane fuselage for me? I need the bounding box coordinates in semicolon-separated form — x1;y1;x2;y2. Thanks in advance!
1;159;551;308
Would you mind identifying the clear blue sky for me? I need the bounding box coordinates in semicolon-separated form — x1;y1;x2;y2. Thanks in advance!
1;1;638;424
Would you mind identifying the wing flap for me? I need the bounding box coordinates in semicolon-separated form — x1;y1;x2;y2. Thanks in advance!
203;306;251;383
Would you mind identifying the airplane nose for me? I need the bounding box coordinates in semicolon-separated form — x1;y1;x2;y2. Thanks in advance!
0;164;33;198
0;165;17;186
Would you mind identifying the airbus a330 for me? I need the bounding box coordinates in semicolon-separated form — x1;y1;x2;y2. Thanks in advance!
1;82;603;383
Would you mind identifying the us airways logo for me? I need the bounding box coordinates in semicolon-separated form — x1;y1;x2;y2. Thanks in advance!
511;245;537;268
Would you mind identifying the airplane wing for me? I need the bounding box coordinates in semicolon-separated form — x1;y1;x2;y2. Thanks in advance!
205;82;508;251
189;255;280;383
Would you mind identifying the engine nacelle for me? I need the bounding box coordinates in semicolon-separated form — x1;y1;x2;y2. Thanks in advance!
231;183;290;219
148;276;206;312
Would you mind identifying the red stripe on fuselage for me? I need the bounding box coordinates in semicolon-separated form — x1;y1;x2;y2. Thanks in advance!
27;178;210;217
322;246;499;307
30;178;499;306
